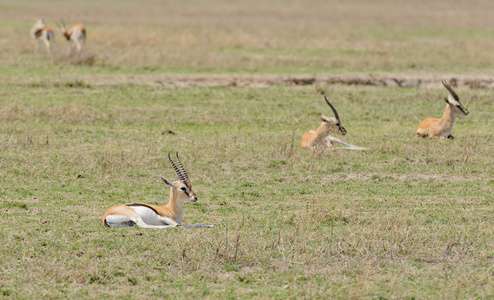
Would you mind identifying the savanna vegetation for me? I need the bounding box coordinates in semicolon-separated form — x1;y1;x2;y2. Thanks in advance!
0;0;493;298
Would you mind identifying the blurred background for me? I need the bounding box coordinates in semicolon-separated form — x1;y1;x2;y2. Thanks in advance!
1;0;494;75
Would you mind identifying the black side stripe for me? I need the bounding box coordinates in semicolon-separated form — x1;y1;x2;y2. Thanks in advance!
125;203;160;215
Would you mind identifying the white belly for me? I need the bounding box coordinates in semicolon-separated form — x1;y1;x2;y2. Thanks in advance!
129;206;165;225
441;129;451;137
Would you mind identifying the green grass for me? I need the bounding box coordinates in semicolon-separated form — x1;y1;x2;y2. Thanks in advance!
1;83;493;298
1;0;494;297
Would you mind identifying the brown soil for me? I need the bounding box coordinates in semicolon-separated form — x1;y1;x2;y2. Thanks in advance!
39;73;494;89
323;172;491;182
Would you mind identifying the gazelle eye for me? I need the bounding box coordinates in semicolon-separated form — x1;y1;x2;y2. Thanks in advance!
180;187;186;191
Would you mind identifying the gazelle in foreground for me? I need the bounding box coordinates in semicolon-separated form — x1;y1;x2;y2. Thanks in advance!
416;79;469;139
58;21;86;55
301;96;366;151
30;18;55;54
102;153;213;228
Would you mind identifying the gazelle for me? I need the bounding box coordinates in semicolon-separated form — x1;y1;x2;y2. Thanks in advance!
302;96;366;150
58;21;86;55
102;153;213;228
416;79;469;139
30;18;55;54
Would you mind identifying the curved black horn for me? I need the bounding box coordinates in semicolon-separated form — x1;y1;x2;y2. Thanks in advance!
168;153;185;180
324;96;340;122
175;153;189;180
441;79;459;101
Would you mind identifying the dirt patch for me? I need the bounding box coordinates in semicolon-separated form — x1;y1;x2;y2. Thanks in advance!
323;172;490;183
15;73;494;89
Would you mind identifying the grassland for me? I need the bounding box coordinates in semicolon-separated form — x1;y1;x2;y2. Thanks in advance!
1;83;493;298
1;0;494;298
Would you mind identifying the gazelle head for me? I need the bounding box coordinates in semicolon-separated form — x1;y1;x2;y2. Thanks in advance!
442;79;469;116
320;96;347;136
160;153;198;203
57;20;71;40
33;18;46;28
31;18;46;39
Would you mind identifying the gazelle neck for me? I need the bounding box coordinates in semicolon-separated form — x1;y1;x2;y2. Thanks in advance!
306;122;337;147
440;104;457;128
315;122;338;136
162;187;184;223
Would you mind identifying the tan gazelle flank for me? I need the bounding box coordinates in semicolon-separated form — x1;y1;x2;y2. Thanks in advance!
302;96;366;150
102;153;212;228
416;79;469;139
30;18;55;54
58;21;86;54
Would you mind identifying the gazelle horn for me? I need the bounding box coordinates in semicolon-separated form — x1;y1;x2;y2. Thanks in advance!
175;153;189;181
168;153;185;181
441;79;459;101
324;96;341;122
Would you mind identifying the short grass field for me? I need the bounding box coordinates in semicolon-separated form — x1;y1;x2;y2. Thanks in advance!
1;0;494;298
1;83;493;298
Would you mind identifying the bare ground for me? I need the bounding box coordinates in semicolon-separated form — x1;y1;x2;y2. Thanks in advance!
8;73;494;89
322;172;491;183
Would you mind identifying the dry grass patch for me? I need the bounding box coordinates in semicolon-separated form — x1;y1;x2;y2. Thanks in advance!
2;0;494;75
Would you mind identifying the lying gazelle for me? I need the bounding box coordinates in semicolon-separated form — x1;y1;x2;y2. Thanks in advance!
102;153;213;228
416;79;469;139
30;18;55;54
301;96;366;151
58;21;86;55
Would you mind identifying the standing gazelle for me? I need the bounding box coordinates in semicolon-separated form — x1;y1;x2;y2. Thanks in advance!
58;21;86;55
102;153;213;228
30;18;55;54
301;96;366;150
416;79;469;139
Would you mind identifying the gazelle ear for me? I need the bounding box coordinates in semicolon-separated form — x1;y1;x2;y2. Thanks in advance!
444;97;449;104
160;176;174;187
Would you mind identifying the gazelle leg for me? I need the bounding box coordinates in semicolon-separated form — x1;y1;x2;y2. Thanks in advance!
104;214;137;227
135;218;179;229
156;216;180;227
35;40;41;54
80;37;86;53
43;39;51;55
324;138;334;149
104;206;179;228
182;224;215;228
325;136;367;150
75;39;83;54
105;215;178;228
